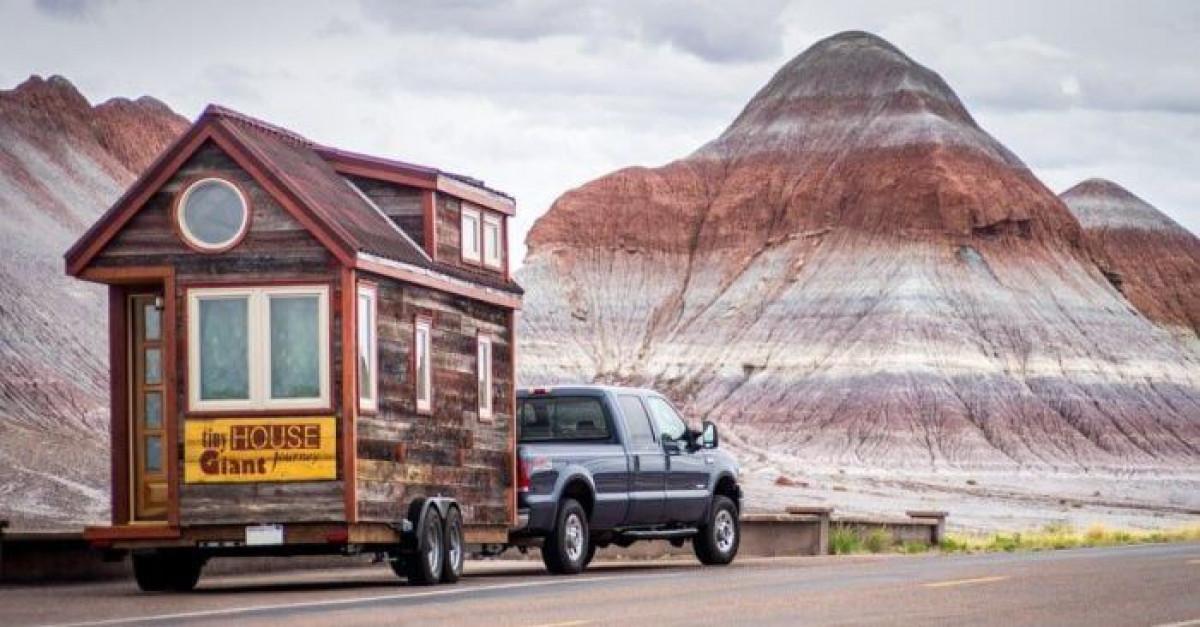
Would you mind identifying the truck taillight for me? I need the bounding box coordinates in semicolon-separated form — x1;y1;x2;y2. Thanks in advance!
518;454;550;492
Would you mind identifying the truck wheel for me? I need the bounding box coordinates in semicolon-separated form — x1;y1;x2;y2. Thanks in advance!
407;508;445;585
542;498;588;575
582;543;597;570
440;506;465;583
693;495;739;565
132;553;167;592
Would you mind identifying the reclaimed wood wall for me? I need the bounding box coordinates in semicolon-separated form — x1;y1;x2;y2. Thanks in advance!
93;141;346;525
357;274;514;526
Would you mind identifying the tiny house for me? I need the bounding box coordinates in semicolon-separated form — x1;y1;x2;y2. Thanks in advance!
65;105;521;588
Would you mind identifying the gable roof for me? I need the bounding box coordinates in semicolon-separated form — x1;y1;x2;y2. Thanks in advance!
65;104;522;298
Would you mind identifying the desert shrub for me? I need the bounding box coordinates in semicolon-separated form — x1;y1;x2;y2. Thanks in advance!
831;525;861;555
902;541;929;554
864;528;893;553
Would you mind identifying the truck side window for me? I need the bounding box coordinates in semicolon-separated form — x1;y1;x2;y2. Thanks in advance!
618;395;656;447
645;396;687;442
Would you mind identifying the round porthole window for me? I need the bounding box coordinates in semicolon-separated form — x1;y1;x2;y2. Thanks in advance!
176;178;249;251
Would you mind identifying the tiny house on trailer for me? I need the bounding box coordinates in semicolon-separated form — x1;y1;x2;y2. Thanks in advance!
65;105;522;589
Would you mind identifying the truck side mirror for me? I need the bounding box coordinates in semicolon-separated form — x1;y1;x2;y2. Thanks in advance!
701;421;719;449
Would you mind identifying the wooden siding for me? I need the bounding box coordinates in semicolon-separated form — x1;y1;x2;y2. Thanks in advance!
93;141;346;525
356;273;514;526
347;175;426;251
436;195;508;280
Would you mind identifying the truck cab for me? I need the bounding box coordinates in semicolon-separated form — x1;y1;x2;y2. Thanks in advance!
512;386;742;573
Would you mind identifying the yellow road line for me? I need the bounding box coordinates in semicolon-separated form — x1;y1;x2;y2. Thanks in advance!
527;622;592;627
1152;619;1200;627
923;575;1010;588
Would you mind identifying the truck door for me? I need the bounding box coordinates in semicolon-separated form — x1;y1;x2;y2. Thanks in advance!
645;396;710;524
616;394;666;525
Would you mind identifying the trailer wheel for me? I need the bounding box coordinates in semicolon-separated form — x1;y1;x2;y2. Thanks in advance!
693;495;739;565
440;506;465;583
132;553;167;592
164;552;204;591
133;551;204;592
542;498;588;575
406;507;444;585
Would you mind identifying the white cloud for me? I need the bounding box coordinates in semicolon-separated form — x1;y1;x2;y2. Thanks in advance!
0;0;1197;259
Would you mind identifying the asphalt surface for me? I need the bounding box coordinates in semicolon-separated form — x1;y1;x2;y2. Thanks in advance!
2;543;1198;626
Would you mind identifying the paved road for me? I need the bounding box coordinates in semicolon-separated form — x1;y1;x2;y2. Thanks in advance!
2;543;1198;626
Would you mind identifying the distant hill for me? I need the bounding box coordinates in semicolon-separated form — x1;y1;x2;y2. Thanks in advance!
0;75;186;529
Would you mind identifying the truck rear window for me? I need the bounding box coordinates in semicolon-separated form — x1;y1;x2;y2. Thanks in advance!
518;396;611;442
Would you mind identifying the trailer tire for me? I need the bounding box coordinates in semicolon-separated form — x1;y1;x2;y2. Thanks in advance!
164;552;204;591
542;498;588;575
132;553;167;592
406;508;445;585
133;551;204;592
693;495;739;566
440;506;465;583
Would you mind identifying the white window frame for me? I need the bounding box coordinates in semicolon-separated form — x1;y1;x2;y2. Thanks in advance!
357;284;378;412
415;317;433;414
461;206;481;264
477;335;493;421
482;214;503;270
176;177;250;252
187;285;330;412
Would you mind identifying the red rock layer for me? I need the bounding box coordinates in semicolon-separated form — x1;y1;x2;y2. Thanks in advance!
519;32;1200;476
1061;179;1200;338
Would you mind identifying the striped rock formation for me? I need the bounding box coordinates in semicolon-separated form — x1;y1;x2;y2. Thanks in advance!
1061;179;1200;342
0;75;186;528
518;32;1200;479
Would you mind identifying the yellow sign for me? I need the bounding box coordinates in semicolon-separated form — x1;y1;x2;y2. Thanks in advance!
184;417;337;483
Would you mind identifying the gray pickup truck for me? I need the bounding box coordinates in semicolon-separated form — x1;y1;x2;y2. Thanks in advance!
511;385;742;574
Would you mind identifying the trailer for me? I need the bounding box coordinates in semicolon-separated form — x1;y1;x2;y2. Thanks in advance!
65;105;522;589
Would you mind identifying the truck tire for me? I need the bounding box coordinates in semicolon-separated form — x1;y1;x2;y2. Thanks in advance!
440;506;465;583
582;543;597;570
542;498;588;575
693;495;739;565
406;508;445;585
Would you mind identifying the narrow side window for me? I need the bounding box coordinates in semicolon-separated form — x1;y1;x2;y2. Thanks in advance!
461;206;481;263
415;317;432;414
477;336;493;421
482;215;502;269
357;285;377;411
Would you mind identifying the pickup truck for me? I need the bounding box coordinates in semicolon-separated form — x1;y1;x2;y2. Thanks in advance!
511;385;742;574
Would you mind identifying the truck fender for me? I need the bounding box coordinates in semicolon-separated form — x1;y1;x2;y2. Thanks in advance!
553;469;597;518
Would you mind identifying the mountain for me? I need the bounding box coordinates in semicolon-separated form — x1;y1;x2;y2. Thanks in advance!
1061;179;1200;341
517;32;1200;524
0;75;187;529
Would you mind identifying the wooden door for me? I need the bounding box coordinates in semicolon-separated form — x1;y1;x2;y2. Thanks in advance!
130;293;168;521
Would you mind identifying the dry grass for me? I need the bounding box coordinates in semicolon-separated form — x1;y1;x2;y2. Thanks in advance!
940;523;1200;553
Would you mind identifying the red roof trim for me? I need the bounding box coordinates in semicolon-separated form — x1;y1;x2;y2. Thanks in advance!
320;148;515;216
65;108;359;276
65;122;214;276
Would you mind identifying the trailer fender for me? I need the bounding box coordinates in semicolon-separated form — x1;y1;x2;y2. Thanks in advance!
403;496;460;548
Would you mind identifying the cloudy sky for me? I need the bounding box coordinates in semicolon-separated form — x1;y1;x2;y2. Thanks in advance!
3;0;1198;261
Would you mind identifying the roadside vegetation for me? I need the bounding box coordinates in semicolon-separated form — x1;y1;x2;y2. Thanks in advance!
829;522;1200;556
940;522;1200;553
